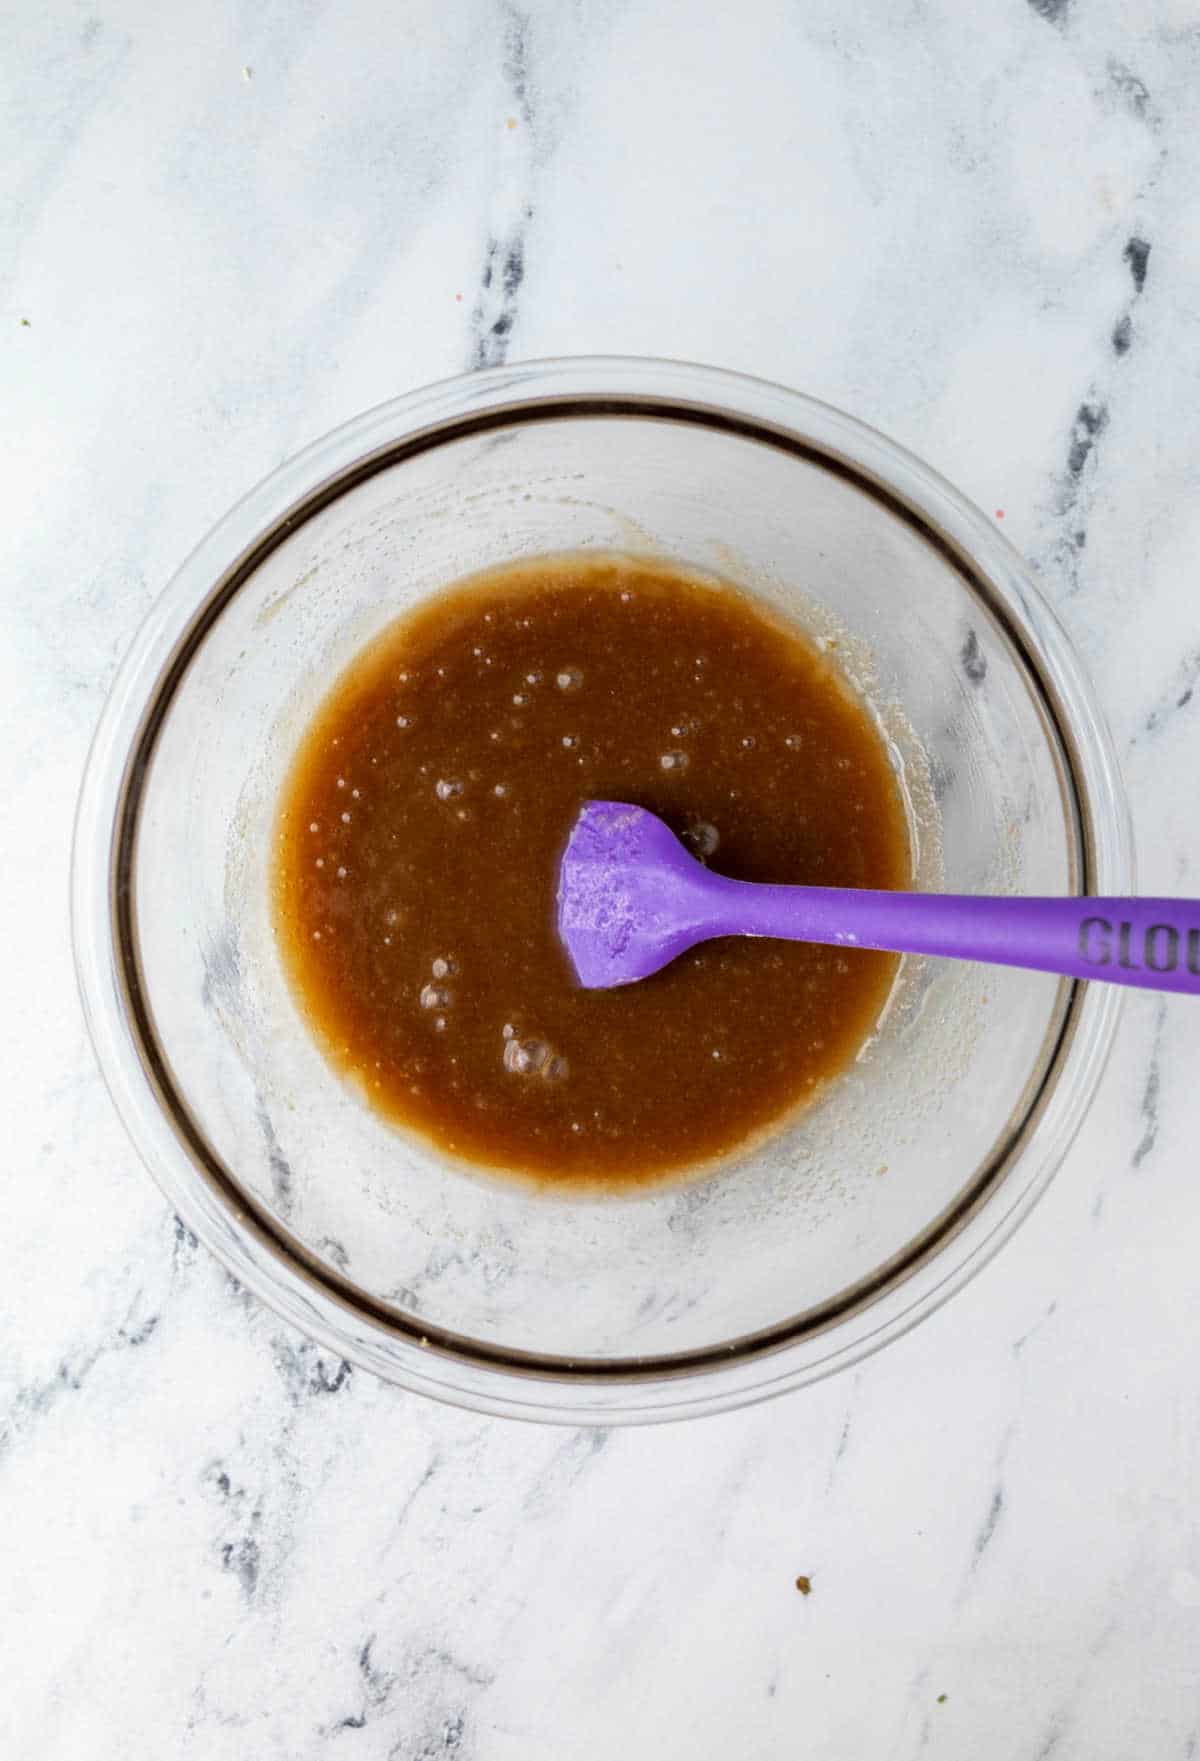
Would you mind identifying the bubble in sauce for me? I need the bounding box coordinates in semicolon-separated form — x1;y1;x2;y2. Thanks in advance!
682;820;720;860
503;1037;550;1075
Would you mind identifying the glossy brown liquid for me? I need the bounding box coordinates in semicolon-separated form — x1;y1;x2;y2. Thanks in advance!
274;555;909;1187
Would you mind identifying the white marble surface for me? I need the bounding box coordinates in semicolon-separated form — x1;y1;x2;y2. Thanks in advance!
6;0;1200;1754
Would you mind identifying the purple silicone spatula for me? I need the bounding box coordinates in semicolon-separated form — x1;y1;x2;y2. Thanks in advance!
557;800;1200;996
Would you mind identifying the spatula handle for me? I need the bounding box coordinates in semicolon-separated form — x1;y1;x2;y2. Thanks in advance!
703;884;1200;996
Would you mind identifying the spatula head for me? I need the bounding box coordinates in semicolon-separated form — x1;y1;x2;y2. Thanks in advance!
556;800;711;989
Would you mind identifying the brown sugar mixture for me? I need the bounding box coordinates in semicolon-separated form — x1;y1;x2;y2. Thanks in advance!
273;554;910;1187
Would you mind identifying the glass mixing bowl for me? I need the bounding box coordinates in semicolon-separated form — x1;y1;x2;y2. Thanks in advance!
72;358;1130;1424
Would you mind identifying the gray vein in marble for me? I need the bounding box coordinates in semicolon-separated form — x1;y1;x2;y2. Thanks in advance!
0;1290;160;1463
255;1096;296;1218
354;1635;399;1724
222;1267;258;1313
973;1485;1004;1562
960;627;988;685
318;1233;352;1271
201;1456;269;1603
270;1334;354;1403
322;1632;493;1751
1136;648;1200;745
202;933;296;1219
1108;235;1153;360
633;1283;705;1331
199;926;240;1014
1132;998;1168;1168
826;1409;853;1494
1124;234;1152;294
1107;60;1155;125
220;1533;261;1601
203;929;299;1224
1011;1299;1058;1359
501;0;533;132
894;1662;935;1757
469;5;535;370
960;1422;1019;1595
1062;397;1110;500
470;229;529;369
394;1450;442;1531
172;1213;200;1272
389;1234;520;1316
823;1379;861;1496
1033;1720;1066;1759
521;1425;609;1518
1046;71;1161;598
190;1337;370;1634
1026;0;1071;29
1029;1615;1122;1761
184;1682;255;1741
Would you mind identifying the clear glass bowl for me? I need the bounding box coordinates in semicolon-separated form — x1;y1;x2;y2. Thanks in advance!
73;358;1131;1424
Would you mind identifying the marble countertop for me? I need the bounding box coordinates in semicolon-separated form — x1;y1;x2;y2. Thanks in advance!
7;1;1200;1754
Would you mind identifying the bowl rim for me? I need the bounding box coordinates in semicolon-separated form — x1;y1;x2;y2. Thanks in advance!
72;355;1132;1424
